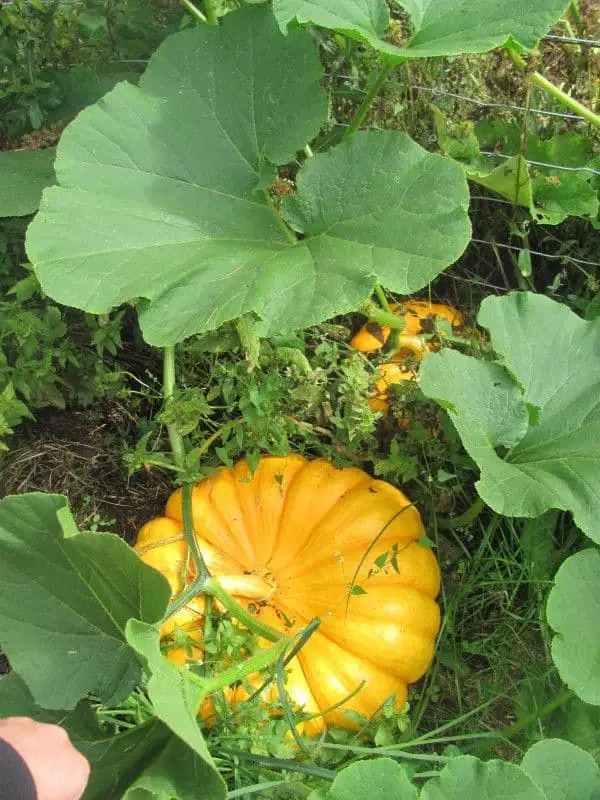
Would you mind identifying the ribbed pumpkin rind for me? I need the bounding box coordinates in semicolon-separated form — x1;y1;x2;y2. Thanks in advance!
135;456;441;731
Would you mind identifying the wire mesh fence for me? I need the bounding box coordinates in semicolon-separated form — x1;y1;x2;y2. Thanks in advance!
328;27;600;275
3;1;599;272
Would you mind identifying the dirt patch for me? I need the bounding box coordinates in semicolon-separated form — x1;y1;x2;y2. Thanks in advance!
0;402;171;542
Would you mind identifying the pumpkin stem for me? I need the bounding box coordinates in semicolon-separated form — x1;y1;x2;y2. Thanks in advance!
359;298;406;331
203;577;282;642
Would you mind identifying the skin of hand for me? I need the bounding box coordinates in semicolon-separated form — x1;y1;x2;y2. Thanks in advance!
0;716;90;800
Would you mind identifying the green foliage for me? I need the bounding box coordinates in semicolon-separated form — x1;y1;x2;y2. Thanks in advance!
547;550;600;705
0;382;32;451
311;757;416;800
26;7;471;346
0;0;180;142
434;114;600;226
0;148;55;216
125;621;226;799
275;0;571;59
127;331;382;475
1;2;599;797
422;756;545;799
0;220;128;447
521;739;600;800
420;293;600;542
0;492;171;709
313;743;600;799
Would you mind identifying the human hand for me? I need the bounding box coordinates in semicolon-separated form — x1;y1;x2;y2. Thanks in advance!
0;717;90;800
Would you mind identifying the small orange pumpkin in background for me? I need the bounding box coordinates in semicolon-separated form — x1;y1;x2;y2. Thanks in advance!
135;455;441;733
351;299;465;413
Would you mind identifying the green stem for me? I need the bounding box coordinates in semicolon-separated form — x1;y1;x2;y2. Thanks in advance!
203;577;282;642
182;482;211;581
568;0;584;33
264;190;298;244
437;497;486;531
190;635;292;695
163;346;186;471
179;0;207;23
506;48;600;129
166;576;203;619
360;298;405;330
342;62;392;141
203;0;218;25
498;688;575;741
218;749;336;781
374;284;392;314
304;144;314;158
193;420;242;463
236;316;261;371
166;574;283;641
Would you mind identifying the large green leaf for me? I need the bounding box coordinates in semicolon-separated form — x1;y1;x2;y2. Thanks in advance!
475;122;599;225
313;758;417;800
433;114;599;225
122;737;226;800
0;149;56;216
421;756;544;799
281;131;470;298
45;66;139;124
419;293;600;542
547;550;600;705
26;7;470;346
274;0;570;59
125;620;226;800
0;672;100;736
565;699;600;756
394;0;570;57
521;739;600;800
273;0;394;54
0;493;171;710
0;672;215;800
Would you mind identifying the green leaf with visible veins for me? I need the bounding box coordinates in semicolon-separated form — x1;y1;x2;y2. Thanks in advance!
0;672;220;800
547;550;600;706
125;620;226;800
26;7;470;346
122;737;226;800
274;0;570;59
0;494;171;710
394;0;570;57
273;0;392;52
325;758;417;800
475;121;599;224
281;131;471;301
420;292;600;542
0;149;56;216
521;738;600;799
421;756;544;799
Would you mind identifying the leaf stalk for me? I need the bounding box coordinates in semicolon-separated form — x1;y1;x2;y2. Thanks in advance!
179;0;207;23
163;346;186;471
342;61;392;141
505;47;600;129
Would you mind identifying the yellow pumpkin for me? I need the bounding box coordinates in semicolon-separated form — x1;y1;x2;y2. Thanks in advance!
368;363;416;415
351;299;464;414
135;456;441;732
350;299;464;356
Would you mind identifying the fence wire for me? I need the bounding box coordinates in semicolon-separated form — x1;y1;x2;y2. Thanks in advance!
470;239;600;271
478;151;600;176
542;33;600;47
3;0;599;274
330;76;591;122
